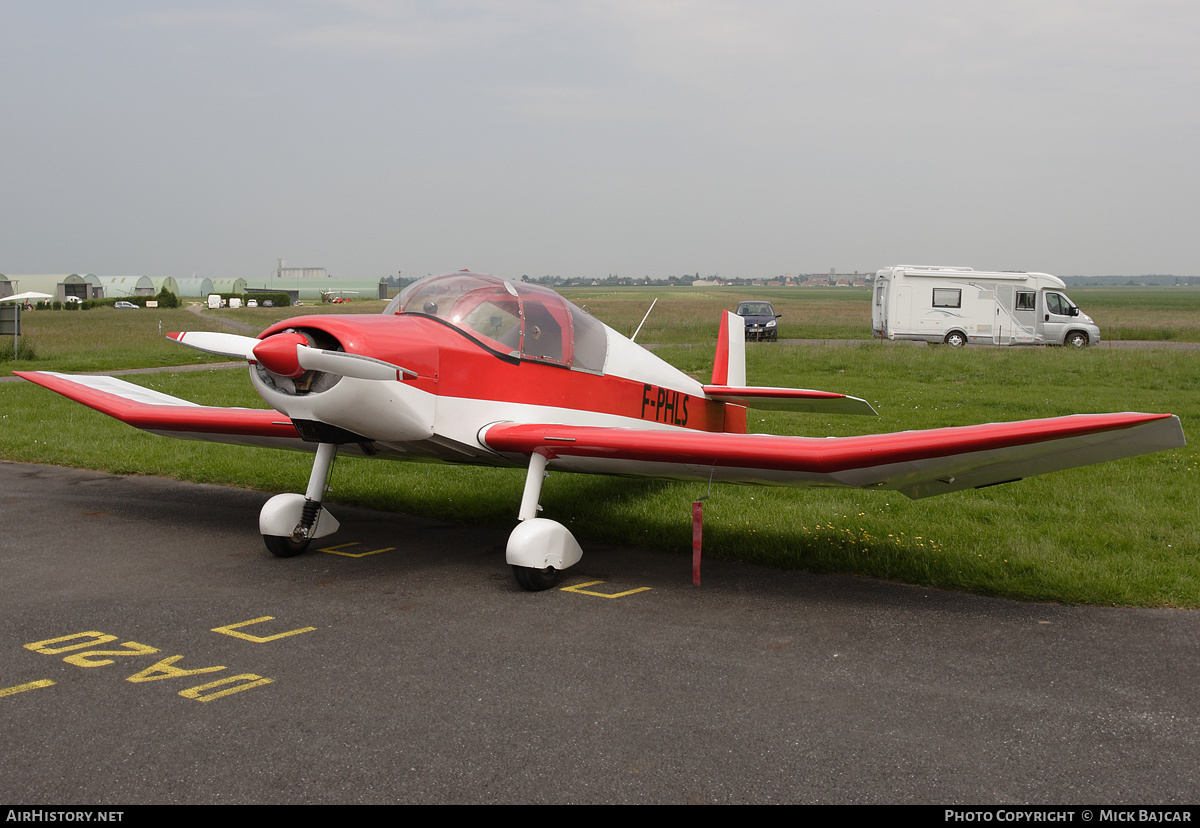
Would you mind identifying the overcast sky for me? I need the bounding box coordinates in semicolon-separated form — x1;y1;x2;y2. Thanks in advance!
2;1;1197;281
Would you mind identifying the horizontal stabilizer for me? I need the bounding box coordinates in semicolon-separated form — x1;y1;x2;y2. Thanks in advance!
704;385;877;416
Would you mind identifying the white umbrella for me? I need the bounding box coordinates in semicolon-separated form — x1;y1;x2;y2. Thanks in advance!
0;291;55;303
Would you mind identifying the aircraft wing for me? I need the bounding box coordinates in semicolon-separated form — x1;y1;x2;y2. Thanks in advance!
480;413;1185;499
16;371;307;450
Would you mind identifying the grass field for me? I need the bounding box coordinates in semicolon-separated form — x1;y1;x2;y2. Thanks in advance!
558;286;872;342
565;285;1200;343
5;285;1200;376
0;300;393;375
1;292;1197;606
1066;287;1200;342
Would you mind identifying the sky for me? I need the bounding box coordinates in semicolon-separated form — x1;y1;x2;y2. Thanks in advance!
2;1;1197;282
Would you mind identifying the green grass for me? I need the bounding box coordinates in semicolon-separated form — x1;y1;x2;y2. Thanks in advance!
558;284;1200;344
558;286;872;342
0;300;394;377
2;343;1197;607
0;306;232;375
1063;287;1200;342
7;286;1197;378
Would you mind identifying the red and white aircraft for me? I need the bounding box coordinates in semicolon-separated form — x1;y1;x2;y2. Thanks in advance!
18;271;1186;590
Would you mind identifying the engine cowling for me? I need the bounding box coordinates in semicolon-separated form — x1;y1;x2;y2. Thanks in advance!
249;327;435;444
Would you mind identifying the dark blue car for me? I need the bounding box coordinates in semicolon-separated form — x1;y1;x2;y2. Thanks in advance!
735;300;781;341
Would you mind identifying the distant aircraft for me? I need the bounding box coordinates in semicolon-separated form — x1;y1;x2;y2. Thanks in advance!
18;271;1185;590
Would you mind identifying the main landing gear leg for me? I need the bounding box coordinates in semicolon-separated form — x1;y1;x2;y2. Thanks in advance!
259;442;341;557
506;452;582;591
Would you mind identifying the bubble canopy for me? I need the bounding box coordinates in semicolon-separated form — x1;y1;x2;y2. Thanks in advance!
385;272;608;373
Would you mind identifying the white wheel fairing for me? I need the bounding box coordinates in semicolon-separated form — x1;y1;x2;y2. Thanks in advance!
259;493;340;540
506;518;583;571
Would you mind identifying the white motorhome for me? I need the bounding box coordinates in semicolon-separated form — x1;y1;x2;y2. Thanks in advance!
872;265;1101;347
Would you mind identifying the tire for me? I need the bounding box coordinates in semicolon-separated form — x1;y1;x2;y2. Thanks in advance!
512;565;560;591
1065;331;1089;348
263;534;310;558
944;331;967;347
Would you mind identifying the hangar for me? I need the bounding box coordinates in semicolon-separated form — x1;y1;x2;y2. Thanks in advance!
0;274;105;302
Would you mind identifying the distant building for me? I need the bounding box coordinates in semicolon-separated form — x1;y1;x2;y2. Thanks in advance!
274;259;327;280
175;278;216;298
276;267;328;280
95;275;155;297
147;277;181;297
4;274;106;301
211;279;249;295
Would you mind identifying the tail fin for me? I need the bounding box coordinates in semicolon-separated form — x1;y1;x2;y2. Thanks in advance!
711;311;746;386
707;311;876;419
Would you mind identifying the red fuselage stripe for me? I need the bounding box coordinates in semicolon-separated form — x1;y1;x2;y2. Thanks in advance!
262;315;730;432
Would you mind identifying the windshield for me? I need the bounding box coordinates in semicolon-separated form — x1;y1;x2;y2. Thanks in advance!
737;302;774;316
386;272;608;372
1045;292;1075;316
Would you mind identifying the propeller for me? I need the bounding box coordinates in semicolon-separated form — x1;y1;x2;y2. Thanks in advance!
167;331;415;382
296;347;416;381
166;331;257;360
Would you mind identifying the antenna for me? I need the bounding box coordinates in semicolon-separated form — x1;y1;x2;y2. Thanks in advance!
631;298;658;342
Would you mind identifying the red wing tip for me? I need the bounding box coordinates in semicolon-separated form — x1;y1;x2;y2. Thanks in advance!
166;332;183;341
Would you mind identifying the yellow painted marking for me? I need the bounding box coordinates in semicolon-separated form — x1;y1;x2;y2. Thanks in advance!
318;542;395;558
560;580;652;599
127;656;226;683
212;616;316;643
25;632;117;655
63;641;159;667
0;679;55;698
180;674;273;702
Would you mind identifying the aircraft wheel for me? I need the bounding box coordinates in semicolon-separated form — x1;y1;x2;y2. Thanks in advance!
944;331;967;347
512;565;560;592
263;534;310;558
1065;331;1089;348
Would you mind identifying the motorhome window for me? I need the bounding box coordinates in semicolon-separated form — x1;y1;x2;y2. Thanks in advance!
932;288;961;308
1046;293;1069;315
1016;291;1036;310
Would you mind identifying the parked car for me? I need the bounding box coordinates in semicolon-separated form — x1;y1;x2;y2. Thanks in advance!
114;301;138;309
246;299;258;308
735;300;781;341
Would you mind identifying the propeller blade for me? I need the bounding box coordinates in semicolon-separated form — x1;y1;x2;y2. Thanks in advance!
167;331;259;360
169;331;415;382
295;346;416;382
